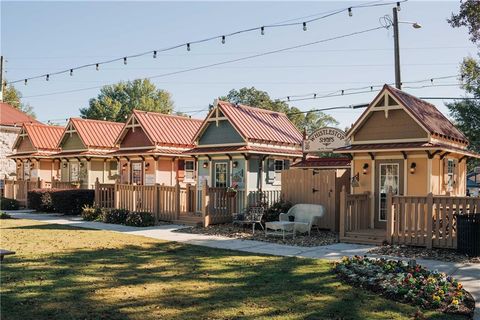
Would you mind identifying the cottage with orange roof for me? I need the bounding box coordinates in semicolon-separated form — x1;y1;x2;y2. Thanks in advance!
54;118;124;189
333;84;480;244
112;109;203;186
0;102;40;179
9;123;64;181
188;100;303;207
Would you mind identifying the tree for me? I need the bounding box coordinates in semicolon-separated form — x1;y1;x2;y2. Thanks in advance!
220;87;338;132
2;84;36;118
80;79;174;122
447;0;480;170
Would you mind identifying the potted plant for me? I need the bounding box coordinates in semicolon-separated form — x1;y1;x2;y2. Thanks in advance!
226;184;238;198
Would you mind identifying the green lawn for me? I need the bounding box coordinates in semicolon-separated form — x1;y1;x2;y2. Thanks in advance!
0;219;463;320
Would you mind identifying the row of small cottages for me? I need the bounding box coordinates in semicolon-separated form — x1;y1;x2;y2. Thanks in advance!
10;100;303;196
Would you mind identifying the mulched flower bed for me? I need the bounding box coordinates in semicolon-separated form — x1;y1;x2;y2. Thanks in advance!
368;245;480;264
335;256;475;318
176;224;338;247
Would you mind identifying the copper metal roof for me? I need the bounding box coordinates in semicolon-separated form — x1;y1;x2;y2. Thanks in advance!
23;123;64;151
0;102;40;126
201;101;303;146
69;118;124;149
386;85;468;144
110;147;187;157
132;110;203;147
187;145;303;156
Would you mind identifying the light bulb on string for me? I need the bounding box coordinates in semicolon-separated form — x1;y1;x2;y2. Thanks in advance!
123;57;127;65
70;69;73;76
348;7;352;17
153;51;157;58
396;2;401;11
303;22;307;31
221;36;225;44
24;79;27;86
261;26;265;35
46;74;49;81
313;93;317;99
187;43;191;51
96;64;99;71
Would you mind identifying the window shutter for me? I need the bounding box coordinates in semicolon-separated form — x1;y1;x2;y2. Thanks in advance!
267;159;275;183
284;160;290;170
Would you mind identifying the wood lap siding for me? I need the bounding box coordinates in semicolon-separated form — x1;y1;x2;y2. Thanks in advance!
119;127;153;148
355;109;428;141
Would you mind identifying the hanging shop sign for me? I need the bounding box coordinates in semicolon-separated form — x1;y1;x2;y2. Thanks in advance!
303;127;347;153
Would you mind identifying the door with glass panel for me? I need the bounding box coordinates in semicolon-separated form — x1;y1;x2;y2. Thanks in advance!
214;163;228;209
375;162;402;229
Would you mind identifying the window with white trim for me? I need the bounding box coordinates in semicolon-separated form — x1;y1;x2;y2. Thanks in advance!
447;159;455;190
274;160;284;181
185;160;195;182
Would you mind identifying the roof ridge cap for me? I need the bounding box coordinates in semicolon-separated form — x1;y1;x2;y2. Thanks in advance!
135;109;203;122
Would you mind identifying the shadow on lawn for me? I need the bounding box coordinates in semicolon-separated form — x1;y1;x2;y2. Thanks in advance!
1;241;459;320
2;223;94;231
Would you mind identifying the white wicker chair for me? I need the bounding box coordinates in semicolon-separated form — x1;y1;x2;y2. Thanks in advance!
279;204;325;236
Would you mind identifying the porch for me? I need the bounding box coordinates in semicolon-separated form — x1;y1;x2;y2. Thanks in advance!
339;187;480;249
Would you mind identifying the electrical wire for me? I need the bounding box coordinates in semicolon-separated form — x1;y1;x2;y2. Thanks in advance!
7;0;406;85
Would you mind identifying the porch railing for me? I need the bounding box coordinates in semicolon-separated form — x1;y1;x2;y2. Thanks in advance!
339;186;371;238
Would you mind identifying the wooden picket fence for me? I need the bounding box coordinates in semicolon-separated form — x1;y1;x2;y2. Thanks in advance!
3;178;79;207
387;193;480;249
339;186;480;249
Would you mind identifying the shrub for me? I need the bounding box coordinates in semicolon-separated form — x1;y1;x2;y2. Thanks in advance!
50;189;94;215
81;205;106;221
0;211;12;219
264;200;293;222
125;211;155;227
0;197;20;210
27;189;56;212
103;209;129;224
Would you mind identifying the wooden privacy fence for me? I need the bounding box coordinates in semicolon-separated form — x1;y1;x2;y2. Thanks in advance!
3;178;79;207
387;192;480;249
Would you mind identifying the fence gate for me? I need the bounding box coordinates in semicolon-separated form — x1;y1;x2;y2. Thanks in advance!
281;169;338;231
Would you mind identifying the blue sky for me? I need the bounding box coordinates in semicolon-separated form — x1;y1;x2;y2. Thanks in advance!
1;1;477;129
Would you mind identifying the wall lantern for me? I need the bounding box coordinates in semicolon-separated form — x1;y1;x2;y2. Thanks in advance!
202;161;209;168
17;163;22;168
80;162;85;168
410;162;417;174
232;161;238;168
145;162;150;169
362;163;369;175
63;163;68;168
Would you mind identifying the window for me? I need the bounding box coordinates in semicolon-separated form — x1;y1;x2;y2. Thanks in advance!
214;163;227;188
447;159;455;190
274;160;284;172
185;160;195;182
23;162;30;180
70;162;79;182
379;163;399;221
274;160;288;182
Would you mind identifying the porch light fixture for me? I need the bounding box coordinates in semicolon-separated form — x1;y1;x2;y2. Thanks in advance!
80;163;85;168
410;162;417;174
232;161;238;168
63;163;68;168
202;161;209;168
362;163;369;175
17;163;21;168
145;162;150;169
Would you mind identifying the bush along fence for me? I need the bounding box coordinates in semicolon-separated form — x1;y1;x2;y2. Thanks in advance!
339;186;480;249
27;189;95;215
3;177;79;207
94;179;282;227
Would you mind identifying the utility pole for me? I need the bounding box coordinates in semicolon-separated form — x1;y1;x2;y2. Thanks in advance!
393;7;401;90
0;55;4;102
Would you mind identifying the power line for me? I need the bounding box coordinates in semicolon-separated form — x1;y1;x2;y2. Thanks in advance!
22;26;388;99
7;0;405;85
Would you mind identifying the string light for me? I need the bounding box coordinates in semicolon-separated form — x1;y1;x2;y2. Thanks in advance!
24;79;27;86
261;26;265;35
123;57;127;65
70;69;73;76
348;7;352;17
96;63;99;71
46;74;49;81
221;36;226;44
303;22;307;31
396;2;401;11
187;43;191;51
153;50;157;58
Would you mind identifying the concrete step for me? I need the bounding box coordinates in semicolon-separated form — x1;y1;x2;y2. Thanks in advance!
172;219;203;227
341;236;384;245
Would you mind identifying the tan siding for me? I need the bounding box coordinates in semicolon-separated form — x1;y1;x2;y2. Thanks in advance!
407;158;428;195
352;158;373;194
354;109;428;141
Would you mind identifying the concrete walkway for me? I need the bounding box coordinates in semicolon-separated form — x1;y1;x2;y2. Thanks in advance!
6;211;480;319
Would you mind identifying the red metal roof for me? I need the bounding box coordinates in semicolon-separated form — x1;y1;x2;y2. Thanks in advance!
132;110;203;147
69;118;124;149
110;147;187;157
210;101;303;146
0;102;40;126
23;123;64;151
386;85;468;144
292;157;351;168
187;145;302;156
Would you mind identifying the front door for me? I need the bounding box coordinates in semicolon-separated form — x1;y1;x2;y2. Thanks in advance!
375;161;403;229
131;161;143;185
214;162;228;188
